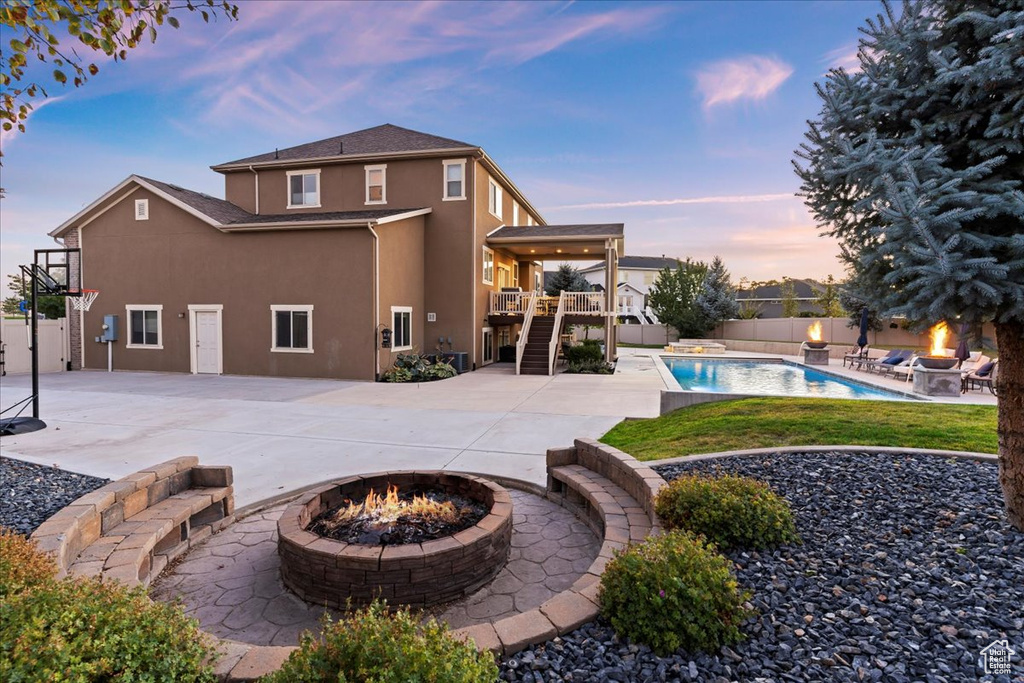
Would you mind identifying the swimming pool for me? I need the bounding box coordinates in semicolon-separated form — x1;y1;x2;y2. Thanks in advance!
662;358;914;401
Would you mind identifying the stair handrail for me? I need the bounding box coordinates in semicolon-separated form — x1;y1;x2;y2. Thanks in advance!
548;291;567;375
515;292;538;375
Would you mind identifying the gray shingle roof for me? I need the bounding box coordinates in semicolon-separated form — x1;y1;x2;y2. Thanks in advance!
488;224;624;240
580;255;679;272
218;124;476;167
140;176;424;228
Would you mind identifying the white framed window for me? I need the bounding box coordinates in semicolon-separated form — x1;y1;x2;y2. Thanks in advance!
135;199;149;221
442;159;466;200
644;271;655;286
512;202;520;226
126;305;163;349
513;262;520;287
365;164;387;204
526;214;534;227
482;327;494;365
488;178;502;219
534;270;541;293
287;170;320;208
271;305;313;353
391;306;412;351
482;246;495;285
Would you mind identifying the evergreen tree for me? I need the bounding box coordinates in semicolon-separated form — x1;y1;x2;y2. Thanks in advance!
4;273;65;319
544;263;589;296
815;275;845;318
695;256;739;326
648;260;709;339
795;0;1024;528
779;279;799;318
838;289;884;332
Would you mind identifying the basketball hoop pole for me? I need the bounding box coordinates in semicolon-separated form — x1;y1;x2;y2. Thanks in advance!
30;264;40;419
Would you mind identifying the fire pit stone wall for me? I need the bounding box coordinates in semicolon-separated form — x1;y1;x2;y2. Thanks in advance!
278;471;512;608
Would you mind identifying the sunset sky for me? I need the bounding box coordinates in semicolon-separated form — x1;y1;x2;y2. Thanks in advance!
1;0;880;294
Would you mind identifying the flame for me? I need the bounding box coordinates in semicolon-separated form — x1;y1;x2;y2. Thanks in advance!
331;484;458;525
928;322;950;357
807;321;823;342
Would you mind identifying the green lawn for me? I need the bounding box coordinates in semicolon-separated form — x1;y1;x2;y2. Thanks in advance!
601;397;998;461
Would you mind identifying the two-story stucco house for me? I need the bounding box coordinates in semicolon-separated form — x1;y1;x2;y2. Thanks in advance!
580;255;678;324
50;125;623;379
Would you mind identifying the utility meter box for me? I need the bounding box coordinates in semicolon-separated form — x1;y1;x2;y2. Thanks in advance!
101;314;118;342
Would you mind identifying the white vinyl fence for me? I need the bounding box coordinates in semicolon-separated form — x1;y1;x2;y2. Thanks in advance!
0;318;69;374
713;317;996;349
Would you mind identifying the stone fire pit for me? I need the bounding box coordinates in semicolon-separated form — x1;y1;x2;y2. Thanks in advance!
277;471;512;608
802;342;830;366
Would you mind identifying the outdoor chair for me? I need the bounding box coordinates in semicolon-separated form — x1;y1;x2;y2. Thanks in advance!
843;345;869;368
887;355;921;381
859;349;911;373
963;360;998;395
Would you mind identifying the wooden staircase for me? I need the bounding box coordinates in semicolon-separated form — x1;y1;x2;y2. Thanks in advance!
519;315;555;375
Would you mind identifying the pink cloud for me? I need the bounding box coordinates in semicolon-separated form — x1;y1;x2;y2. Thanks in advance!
551;193;794;211
695;55;793;109
823;43;863;73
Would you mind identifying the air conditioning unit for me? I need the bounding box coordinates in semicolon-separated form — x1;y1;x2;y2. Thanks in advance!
448;352;470;374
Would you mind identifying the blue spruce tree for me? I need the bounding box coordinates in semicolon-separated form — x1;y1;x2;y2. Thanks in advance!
795;0;1024;528
696;256;740;329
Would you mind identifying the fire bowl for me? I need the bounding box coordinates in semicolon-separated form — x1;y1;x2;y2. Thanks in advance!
805;341;829;349
278;471;512;608
917;356;958;370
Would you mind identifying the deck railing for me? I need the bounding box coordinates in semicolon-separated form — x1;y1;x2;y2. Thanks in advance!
490;292;532;316
515;292;538;375
562;291;605;316
548;292;567;375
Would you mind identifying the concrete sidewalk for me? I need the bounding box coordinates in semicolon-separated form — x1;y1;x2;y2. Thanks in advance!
0;360;663;507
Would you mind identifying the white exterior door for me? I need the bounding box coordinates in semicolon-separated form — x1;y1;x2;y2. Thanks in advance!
189;305;223;374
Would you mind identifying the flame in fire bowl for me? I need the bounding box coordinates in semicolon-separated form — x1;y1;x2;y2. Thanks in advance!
277;472;513;609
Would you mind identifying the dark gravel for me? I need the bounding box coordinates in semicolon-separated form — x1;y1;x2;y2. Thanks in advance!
0;457;109;535
499;451;1024;682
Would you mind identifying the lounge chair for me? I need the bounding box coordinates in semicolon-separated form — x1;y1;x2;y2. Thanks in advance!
843;345;870;368
860;349;912;373
963;360;998;395
889;355;922;381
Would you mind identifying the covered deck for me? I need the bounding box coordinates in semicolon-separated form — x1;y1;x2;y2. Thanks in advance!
485;224;623;374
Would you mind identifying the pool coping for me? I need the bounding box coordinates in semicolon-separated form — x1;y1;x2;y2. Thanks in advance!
654;354;924;414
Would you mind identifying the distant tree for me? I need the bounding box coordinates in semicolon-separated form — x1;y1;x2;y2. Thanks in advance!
838;289;883;332
1;0;239;137
4;273;64;318
815;275;845;318
544;263;589;296
649;260;709;339
695;256;739;326
779;279;799;318
794;1;1024;528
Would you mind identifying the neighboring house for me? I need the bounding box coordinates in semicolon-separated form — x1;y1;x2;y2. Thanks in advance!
581;255;678;323
50;124;623;379
736;279;825;318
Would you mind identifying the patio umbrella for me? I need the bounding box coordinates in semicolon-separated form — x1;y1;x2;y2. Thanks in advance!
857;308;870;348
954;322;971;367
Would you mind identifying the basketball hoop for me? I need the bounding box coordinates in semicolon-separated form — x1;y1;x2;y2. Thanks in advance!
69;289;100;312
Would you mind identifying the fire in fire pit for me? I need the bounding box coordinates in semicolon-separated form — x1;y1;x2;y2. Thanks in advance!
918;322;958;369
805;320;828;349
308;484;487;546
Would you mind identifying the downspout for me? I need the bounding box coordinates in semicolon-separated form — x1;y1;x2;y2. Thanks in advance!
248;165;259;214
368;224;380;378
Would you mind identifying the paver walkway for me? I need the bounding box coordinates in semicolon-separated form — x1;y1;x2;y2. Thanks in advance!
150;489;599;645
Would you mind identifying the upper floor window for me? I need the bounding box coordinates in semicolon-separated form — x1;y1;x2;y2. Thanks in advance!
287;170;320;208
391;306;412;351
365;164;387;204
488;178;502;219
644;271;655;286
272;305;313;353
482;246;494;285
526;215;534;227
127;305;162;349
443;159;465;200
512;202;520;226
135;199;149;221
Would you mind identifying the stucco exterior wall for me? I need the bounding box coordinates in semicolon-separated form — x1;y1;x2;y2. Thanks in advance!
376;216;426;372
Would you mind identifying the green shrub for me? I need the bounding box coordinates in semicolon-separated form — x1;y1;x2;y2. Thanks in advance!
0;529;58;597
261;601;497;683
0;536;215;683
567;359;615;374
655;473;799;551
599;530;752;655
382;353;457;382
564;342;603;365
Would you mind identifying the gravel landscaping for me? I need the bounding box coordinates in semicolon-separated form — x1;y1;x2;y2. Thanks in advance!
499;451;1023;682
0;457;109;535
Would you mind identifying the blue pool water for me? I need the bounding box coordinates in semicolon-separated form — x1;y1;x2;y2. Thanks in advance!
663;358;912;400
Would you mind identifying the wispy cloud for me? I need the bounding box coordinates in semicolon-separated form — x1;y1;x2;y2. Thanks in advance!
695;55;793;109
550;193;794;211
823;43;862;73
0;96;65;149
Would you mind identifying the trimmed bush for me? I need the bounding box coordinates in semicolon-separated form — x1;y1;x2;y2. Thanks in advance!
599;530;752;655
261;601;497;683
0;533;215;682
655;473;799;551
567;359;615;374
564;342;603;365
